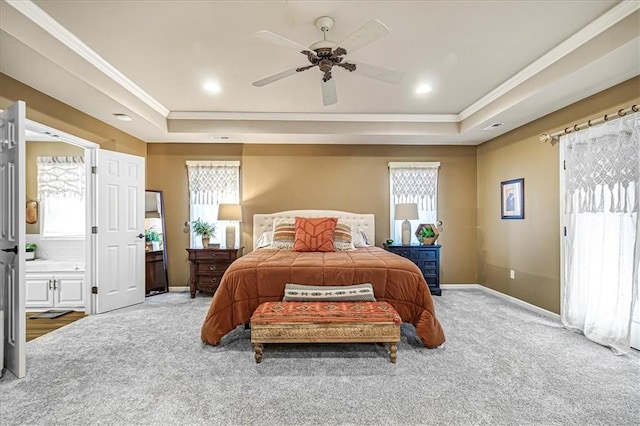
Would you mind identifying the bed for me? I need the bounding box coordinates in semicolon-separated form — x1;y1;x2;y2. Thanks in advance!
200;210;445;348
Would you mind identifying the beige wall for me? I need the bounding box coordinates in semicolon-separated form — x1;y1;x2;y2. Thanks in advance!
476;76;640;314
146;144;243;287
9;70;639;314
0;73;146;157
25;141;84;234
147;143;478;288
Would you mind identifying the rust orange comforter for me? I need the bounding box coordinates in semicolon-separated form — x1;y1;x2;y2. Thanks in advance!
200;246;445;348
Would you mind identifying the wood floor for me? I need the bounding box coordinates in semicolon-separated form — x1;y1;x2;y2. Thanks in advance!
26;311;86;342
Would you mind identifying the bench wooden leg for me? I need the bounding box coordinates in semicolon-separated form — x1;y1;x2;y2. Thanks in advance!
389;343;397;364
253;343;263;363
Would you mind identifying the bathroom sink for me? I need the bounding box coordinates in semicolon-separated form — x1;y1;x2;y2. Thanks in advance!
25;260;85;272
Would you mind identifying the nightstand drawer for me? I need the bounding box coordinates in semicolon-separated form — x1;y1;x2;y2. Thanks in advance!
192;250;234;261
196;263;230;274
392;249;412;259
196;275;222;286
416;250;437;260
420;266;438;276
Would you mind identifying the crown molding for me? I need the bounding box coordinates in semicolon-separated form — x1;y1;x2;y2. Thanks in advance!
459;1;640;121
167;111;459;123
6;0;170;118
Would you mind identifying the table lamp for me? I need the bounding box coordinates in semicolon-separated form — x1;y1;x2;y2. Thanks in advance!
217;204;242;249
394;203;419;245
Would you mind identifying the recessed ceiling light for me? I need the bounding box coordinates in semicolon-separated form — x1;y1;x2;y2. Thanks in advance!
113;113;132;122
415;84;432;94
203;81;221;94
483;122;504;130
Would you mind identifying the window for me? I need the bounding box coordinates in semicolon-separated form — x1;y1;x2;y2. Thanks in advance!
388;162;440;244
37;156;85;238
186;160;240;248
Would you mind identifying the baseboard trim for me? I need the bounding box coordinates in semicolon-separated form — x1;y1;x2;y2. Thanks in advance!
169;286;189;292
440;284;561;321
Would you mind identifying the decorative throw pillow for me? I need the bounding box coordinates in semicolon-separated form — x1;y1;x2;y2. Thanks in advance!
268;218;295;250
283;283;376;302
255;231;273;248
334;222;355;251
352;228;371;247
293;217;337;252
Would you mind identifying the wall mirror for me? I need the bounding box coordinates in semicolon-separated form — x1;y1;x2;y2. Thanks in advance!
145;190;169;295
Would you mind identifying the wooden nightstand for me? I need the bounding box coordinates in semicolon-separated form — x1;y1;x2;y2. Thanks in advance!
383;243;441;296
186;247;242;298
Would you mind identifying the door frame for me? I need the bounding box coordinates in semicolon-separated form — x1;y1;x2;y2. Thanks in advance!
25;120;98;315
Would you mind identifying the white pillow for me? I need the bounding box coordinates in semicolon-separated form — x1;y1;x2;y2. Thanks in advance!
352;228;371;247
255;231;273;248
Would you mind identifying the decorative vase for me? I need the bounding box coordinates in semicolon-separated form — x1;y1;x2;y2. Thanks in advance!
415;224;440;245
201;235;210;248
151;241;160;251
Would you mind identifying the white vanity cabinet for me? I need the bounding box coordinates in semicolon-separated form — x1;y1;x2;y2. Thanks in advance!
25;271;85;309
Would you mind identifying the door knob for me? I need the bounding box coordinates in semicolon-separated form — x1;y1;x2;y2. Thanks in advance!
137;233;144;239
1;246;18;254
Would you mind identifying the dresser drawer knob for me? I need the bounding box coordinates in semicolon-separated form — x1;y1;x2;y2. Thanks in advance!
210;277;218;283
209;253;217;258
209;265;217;271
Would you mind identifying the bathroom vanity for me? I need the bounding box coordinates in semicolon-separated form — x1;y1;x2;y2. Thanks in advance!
25;260;85;310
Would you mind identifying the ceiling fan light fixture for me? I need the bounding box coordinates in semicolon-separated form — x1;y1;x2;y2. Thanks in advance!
308;40;337;51
415;84;433;94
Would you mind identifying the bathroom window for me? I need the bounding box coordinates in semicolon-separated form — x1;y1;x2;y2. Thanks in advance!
37;156;85;238
186;160;240;248
388;162;440;244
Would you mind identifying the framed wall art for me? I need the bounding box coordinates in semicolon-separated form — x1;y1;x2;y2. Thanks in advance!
501;178;524;219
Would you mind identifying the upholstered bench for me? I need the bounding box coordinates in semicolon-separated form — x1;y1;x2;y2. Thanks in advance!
250;301;401;363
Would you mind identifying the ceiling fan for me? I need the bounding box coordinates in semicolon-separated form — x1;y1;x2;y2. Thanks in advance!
252;16;404;106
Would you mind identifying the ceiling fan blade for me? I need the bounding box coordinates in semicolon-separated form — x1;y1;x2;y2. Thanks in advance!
321;77;337;106
351;62;404;84
336;19;390;54
255;30;309;51
252;68;300;87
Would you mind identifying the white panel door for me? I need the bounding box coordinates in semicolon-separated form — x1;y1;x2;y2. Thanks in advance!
96;149;145;313
0;101;26;378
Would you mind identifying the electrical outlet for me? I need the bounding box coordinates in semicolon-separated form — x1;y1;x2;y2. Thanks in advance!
510;269;515;279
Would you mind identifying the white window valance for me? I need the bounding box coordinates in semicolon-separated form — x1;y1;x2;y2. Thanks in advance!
563;114;639;214
37;156;85;199
186;160;240;205
388;162;440;211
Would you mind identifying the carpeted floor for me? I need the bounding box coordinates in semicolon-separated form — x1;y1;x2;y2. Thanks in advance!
1;289;638;425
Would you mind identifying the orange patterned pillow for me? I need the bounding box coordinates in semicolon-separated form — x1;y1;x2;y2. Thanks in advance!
293;217;338;252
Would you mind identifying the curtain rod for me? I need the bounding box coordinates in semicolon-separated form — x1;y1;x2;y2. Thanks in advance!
539;104;638;145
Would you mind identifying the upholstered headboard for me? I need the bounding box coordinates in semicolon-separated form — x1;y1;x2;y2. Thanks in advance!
253;210;375;248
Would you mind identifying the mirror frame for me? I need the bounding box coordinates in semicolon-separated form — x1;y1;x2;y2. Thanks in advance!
145;189;169;295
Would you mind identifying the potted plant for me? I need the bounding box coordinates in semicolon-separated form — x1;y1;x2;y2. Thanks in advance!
25;242;37;260
416;224;439;245
145;228;162;251
191;218;216;248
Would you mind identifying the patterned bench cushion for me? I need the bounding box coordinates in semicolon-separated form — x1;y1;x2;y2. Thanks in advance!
250;301;401;326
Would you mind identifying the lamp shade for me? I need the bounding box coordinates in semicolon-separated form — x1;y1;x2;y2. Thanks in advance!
394;203;419;220
218;204;242;221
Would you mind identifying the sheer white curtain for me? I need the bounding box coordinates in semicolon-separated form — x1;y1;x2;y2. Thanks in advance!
37;156;85;238
561;113;639;354
186;161;240;248
388;162;439;244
